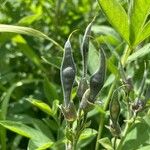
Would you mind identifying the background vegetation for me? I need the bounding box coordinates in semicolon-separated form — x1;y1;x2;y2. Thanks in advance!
0;0;150;150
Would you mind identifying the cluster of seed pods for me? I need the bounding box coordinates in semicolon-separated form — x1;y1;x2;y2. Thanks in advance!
60;18;148;143
60;18;106;121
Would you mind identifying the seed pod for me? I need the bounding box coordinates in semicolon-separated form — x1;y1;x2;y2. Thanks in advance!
108;120;121;137
80;89;94;112
89;48;106;102
122;76;133;92
81;17;95;77
61;101;77;122
131;98;145;115
60;38;76;107
109;91;120;124
77;77;88;100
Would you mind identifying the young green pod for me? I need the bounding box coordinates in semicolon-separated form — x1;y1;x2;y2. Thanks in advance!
77;77;88;100
89;48;106;102
60;38;76;107
81;17;95;77
109;90;120;124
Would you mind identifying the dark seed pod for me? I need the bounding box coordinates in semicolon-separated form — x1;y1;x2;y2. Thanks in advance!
81;17;95;77
89;48;106;102
77;77;88;100
60;38;76;107
61;101;77;122
109;90;120;125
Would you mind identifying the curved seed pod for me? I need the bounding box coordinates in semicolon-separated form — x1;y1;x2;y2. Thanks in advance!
89;48;106;102
81;17;95;77
109;91;120;124
80;89;94;112
77;77;88;100
60;37;76;107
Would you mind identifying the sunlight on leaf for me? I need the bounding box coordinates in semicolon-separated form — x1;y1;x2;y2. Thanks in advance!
97;0;129;43
0;24;63;51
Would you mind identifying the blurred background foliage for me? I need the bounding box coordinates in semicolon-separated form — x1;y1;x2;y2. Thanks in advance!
0;0;150;149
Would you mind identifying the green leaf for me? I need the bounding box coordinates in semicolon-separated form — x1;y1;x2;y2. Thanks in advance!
0;121;36;138
43;77;59;104
27;98;53;116
0;79;40;120
92;25;121;42
88;43;99;74
41;56;61;69
79;128;97;140
28;139;53;150
122;116;150;150
0;24;63;50
104;74;115;88
127;43;150;63
0;79;41;150
137;145;150;150
98;137;113;150
97;0;129;43
134;21;150;46
52;99;59;115
30;118;55;140
18;6;42;26
129;0;150;45
78;128;97;148
43;118;59;131
107;58;119;76
12;35;45;71
0;121;53;150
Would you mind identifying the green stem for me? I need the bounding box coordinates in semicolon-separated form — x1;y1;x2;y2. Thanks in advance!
116;122;131;150
121;46;132;66
117;113;136;150
114;137;117;150
72;138;78;150
116;91;133;150
95;81;116;150
0;128;6;150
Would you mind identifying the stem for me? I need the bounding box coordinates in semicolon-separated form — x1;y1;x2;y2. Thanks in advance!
121;46;132;67
0;128;6;150
113;137;117;150
66;109;87;150
72;138;78;150
116;122;131;150
95;81;116;150
66;142;72;150
138;68;148;99
116;93;133;150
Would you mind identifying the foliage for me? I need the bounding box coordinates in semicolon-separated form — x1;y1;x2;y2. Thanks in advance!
0;0;150;150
